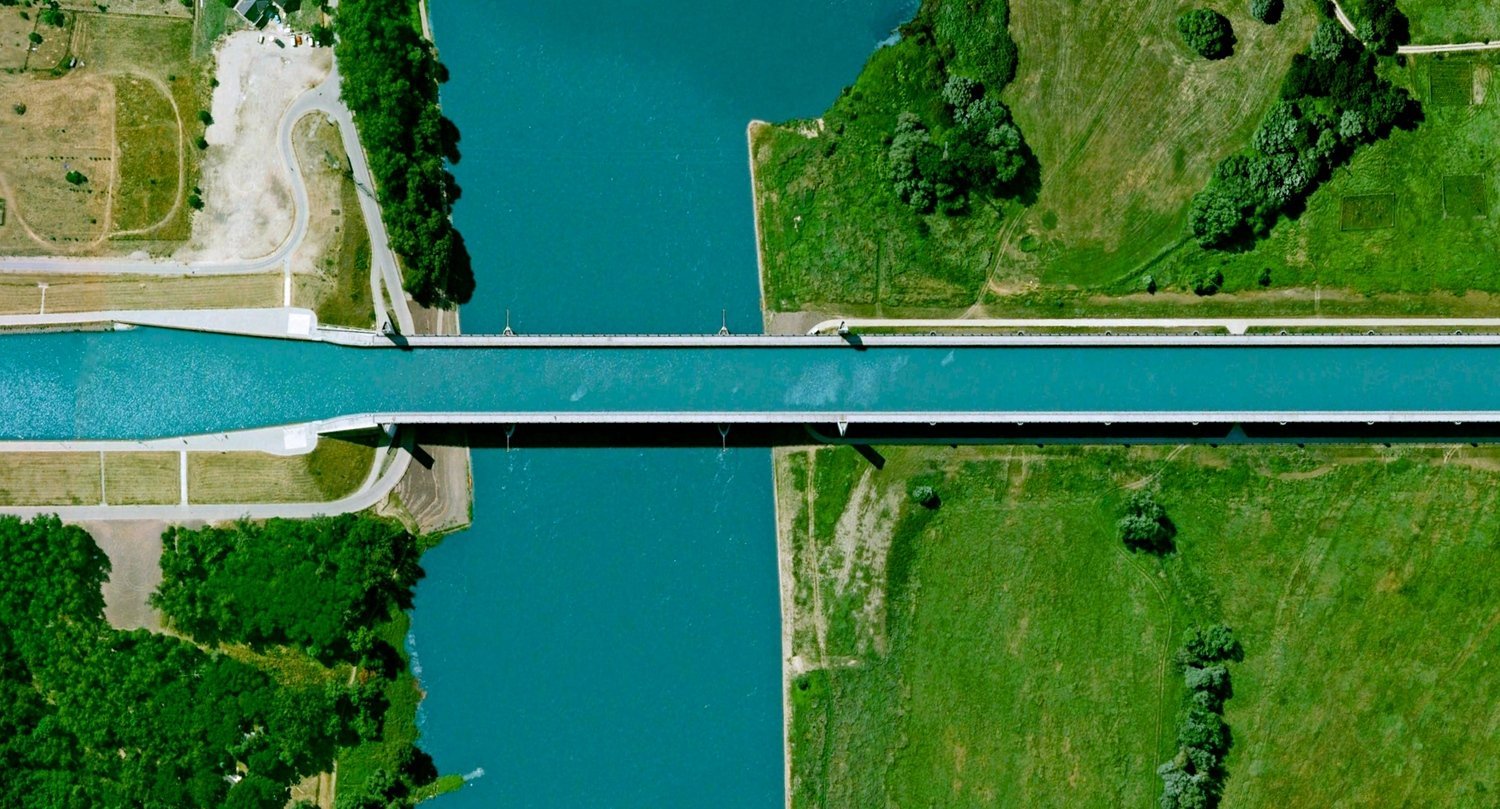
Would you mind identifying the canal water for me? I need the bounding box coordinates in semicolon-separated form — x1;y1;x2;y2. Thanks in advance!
411;1;913;807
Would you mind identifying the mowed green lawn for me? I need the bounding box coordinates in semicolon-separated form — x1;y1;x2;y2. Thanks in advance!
785;445;1499;807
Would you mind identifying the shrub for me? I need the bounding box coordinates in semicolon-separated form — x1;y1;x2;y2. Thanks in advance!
11;103;24;115
187;193;204;210
910;485;939;509
1249;0;1281;24
1178;623;1239;665
1118;489;1175;553
194;136;209;150
64;170;86;185
1192;269;1223;296
1177;9;1235;60
197;109;214;126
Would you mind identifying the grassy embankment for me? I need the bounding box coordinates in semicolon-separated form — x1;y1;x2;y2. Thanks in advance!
188;436;378;505
292;114;378;329
755;0;1500;319
783;444;1499;807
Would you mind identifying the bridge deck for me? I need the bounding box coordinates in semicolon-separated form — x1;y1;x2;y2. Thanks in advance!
7;329;1500;440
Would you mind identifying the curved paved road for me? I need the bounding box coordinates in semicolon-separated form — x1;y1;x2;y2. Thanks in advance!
0;61;415;333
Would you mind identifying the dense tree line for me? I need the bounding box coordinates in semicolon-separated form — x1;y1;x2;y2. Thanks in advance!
153;516;424;665
1188;13;1418;249
885;1;1033;215
0;515;393;808
333;0;474;308
1158;625;1241;809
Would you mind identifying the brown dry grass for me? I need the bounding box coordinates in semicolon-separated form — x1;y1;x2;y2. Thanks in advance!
0;452;100;505
0;272;280;313
187;439;376;505
59;0;190;18
0;72;114;252
103;451;178;505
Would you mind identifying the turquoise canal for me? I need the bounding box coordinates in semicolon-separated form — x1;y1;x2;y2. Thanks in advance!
14;331;1500;438
411;1;914;807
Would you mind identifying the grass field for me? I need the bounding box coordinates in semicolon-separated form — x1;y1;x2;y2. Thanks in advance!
781;444;1500;807
81;12;206;245
1371;0;1500;44
754;0;1315;316
187;437;377;504
757;4;1500;320
0;272;279;313
113;74;183;234
102;451;179;505
0;453;99;505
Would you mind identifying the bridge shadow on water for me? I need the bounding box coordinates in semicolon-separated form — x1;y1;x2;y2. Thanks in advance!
396;422;1500;457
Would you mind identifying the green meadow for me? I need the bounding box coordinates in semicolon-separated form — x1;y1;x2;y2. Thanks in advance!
782;444;1499;807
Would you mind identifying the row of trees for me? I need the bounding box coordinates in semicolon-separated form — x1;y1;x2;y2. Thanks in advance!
1188;16;1418;249
1158;624;1241;809
888;74;1032;215
334;0;474;307
0;515;392;808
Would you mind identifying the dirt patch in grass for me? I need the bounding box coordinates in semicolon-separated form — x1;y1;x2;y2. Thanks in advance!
79;519;170;633
177;30;330;262
0;452;100;505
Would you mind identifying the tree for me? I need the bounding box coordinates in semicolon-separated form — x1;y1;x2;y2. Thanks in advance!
1358;0;1409;55
1310;19;1353;62
1158;760;1214;809
197;109;214;126
1118;489;1174;553
1183;664;1230;696
910;485;939;509
1249;0;1281;24
1177;623;1239;666
12;102;24;115
1254;100;1308;155
64;170;86;185
888;112;938;211
1176;9;1234;60
28;31;42;45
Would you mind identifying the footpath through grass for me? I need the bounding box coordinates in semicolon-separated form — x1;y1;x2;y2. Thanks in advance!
783;444;1500;807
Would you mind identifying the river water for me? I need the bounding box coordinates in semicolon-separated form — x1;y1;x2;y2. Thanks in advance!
410;2;912;806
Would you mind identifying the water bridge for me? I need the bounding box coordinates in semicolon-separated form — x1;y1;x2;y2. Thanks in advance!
11;319;1500;444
